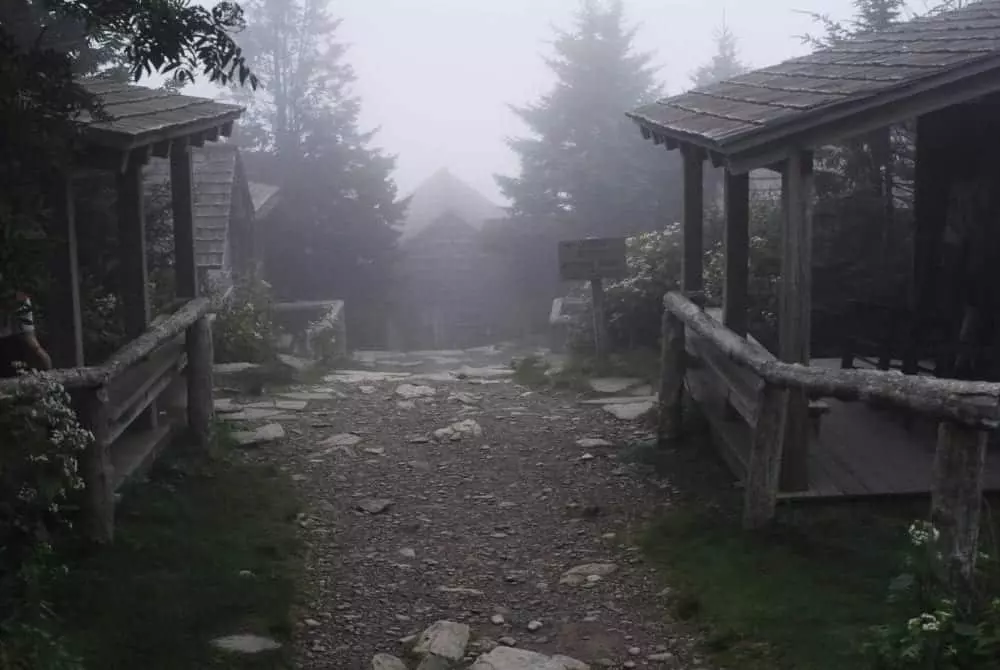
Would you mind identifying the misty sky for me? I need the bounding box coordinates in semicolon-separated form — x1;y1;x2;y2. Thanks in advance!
179;0;934;204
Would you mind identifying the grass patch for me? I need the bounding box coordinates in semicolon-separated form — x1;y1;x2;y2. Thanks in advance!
512;348;662;391
50;440;302;669
642;502;917;670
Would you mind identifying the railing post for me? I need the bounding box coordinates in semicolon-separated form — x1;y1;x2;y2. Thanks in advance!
657;307;686;445
743;383;789;530
931;420;987;598
79;387;114;543
187;315;215;449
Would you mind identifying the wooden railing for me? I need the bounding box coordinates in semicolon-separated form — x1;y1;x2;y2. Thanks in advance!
658;291;997;590
272;299;347;360
0;297;215;542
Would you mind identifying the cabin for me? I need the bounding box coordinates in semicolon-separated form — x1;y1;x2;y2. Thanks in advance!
629;1;1000;581
144;144;280;295
389;169;512;350
0;79;244;543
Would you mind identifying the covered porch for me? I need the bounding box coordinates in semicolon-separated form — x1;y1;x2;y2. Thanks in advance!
628;1;1000;552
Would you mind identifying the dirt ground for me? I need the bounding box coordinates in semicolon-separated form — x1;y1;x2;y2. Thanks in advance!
225;344;718;669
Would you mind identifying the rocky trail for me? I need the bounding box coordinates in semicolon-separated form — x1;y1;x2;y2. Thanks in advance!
214;344;711;670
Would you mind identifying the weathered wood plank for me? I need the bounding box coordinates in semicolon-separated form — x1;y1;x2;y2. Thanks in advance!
662;292;1000;428
48;174;85;368
931;421;988;598
682;146;704;293
658;310;686;445
723;170;750;337
743;383;789;529
77;388;115;543
186;316;214;449
170;140;198;299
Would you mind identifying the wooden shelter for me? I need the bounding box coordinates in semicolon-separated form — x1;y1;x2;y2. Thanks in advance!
629;1;1000;578
144;144;279;294
0;79;244;542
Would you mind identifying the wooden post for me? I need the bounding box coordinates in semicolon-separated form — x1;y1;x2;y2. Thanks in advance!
743;383;789;529
657;309;686;445
48;174;85;368
186;315;215;449
79;388;114;542
778;150;814;492
681;146;704;293
170;140;198;300
723;171;750;337
931;420;987;597
591;276;608;363
118;153;157;430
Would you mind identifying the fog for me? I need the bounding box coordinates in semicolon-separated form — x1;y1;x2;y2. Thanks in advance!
169;0;914;202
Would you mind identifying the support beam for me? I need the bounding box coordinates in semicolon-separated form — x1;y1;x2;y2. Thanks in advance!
117;157;156;429
657;310;686;446
723;171;750;337
187;316;215;449
931;420;987;600
49;174;85;368
170;140;198;299
778;150;814;492
743;383;789;529
681;146;704;293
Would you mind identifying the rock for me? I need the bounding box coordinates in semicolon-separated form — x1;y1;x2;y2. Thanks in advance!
498;636;517;647
321;433;363;447
416;656;452;670
213;362;261;374
214;398;242;414
232;423;286;447
628;647;641;656
304;618;321;627
372;653;409;670
579;396;657;405
246;399;308;411
588;377;643;394
211;634;281;653
433;419;484;441
396;383;436;399
602;401;656;422
469;647;566;670
278;353;314;372
356;498;394;514
325;370;412;384
397;400;417;410
363;447;386;456
647;652;675;663
552;656;590;670
559;563;618;586
629;384;654;396
450;391;483;406
278;391;340;401
409;436;431;444
400;548;417;559
454;365;514;379
223;407;287;422
360;385;377;394
575;438;614;448
437;586;485;596
413;620;470;662
490;614;505;625
526;620;543;632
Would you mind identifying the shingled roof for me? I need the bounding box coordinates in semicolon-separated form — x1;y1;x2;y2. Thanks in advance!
629;0;1000;170
79;79;243;150
144;145;241;269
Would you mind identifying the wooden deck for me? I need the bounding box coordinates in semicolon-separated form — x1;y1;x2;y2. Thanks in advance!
687;357;1000;501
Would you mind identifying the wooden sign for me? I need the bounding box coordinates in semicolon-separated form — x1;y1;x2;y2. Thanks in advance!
558;237;627;281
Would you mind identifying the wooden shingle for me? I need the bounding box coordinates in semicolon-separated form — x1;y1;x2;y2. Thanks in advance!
629;1;1000;168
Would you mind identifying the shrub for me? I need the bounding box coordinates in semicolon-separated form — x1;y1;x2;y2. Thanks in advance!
211;278;276;364
866;520;1000;669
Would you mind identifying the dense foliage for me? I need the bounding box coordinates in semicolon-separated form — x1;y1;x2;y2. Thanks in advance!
212;276;276;364
231;0;406;348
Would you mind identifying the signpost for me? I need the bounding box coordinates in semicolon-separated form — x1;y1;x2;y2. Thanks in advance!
558;237;627;361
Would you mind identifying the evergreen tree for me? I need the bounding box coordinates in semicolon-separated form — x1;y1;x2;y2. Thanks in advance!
232;0;406;345
691;23;748;89
497;0;682;238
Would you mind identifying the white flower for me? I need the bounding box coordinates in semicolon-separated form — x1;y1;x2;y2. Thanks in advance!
908;520;940;546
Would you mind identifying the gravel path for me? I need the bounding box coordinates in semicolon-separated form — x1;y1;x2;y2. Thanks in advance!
223;346;711;669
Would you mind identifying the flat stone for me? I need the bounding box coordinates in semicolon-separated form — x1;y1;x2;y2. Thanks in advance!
356;498;394;514
450;391;483;405
213;362;261;374
433;419;483;441
575;438;614;448
278;391;340;401
416;655;453;670
246;399;308;411
211;634;281;653
588;377;643;394
278;354;314;372
213;398;242;414
325;370;412;384
559;563;618;586
629;384;654;396
372;653;409;670
321;433;363;447
396;383;436;399
413;620;470;662
603;401;656;421
437;586;485;596
397;400;417;410
470;647;567;670
232;423;285;447
223;407;286;421
552;656;591;670
455;365;514;379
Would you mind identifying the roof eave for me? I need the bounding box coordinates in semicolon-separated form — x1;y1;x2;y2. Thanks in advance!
82;108;244;152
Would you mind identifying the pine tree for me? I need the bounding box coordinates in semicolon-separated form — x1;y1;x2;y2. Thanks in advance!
691;23;748;89
496;0;682;238
233;0;406;344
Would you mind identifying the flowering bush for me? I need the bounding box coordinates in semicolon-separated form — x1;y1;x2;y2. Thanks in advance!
866;520;1000;669
211;278;276;364
0;369;90;554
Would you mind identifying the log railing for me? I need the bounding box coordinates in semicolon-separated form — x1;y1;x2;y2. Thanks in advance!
658;291;996;590
0;297;215;542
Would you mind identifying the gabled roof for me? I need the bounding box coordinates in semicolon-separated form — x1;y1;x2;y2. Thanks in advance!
401;168;505;241
144;145;240;269
79;79;243;150
628;1;1000;170
249;182;281;219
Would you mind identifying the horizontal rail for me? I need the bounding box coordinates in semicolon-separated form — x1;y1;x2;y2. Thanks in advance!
272;300;344;314
664;291;1000;428
0;297;211;393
